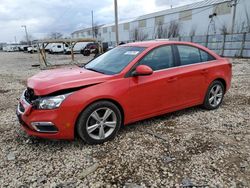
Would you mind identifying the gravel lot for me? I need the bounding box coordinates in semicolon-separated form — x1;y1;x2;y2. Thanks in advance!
0;52;249;188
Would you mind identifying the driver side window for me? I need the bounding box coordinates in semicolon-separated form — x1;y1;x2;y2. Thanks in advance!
138;45;174;71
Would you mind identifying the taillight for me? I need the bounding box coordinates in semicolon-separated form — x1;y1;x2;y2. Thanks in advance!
224;58;232;68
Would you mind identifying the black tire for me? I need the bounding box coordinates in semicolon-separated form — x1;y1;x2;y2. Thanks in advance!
202;80;225;110
76;101;122;144
83;49;90;56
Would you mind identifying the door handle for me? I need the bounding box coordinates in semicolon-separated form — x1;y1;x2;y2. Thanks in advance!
167;77;178;82
201;69;208;74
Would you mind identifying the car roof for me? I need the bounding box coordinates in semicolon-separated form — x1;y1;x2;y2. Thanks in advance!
122;40;221;59
123;40;198;48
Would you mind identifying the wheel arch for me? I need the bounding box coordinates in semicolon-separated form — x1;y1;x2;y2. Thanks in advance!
203;77;227;103
74;98;125;137
213;78;227;91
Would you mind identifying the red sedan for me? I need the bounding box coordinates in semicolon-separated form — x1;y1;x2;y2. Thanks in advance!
17;41;232;144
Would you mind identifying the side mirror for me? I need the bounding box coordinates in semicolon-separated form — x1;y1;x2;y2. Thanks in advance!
133;65;153;76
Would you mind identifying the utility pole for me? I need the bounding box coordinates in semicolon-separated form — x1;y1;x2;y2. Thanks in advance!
21;25;29;45
91;10;94;38
230;0;238;34
114;0;119;45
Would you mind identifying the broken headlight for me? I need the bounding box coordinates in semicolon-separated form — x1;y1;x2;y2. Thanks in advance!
34;93;71;110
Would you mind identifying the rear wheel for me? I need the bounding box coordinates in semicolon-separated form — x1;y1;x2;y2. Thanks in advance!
202;80;225;110
76;101;122;144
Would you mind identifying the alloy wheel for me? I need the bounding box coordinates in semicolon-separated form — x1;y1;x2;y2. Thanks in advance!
86;107;117;140
208;84;223;107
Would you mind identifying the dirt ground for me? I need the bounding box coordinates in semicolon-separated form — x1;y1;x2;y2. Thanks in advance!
0;52;249;188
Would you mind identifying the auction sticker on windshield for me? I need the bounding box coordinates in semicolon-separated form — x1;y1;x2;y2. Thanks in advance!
124;51;140;55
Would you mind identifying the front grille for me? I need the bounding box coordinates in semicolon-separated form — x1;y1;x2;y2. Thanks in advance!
24;88;38;103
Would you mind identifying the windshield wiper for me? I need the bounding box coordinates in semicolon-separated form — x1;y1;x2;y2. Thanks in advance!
85;67;105;74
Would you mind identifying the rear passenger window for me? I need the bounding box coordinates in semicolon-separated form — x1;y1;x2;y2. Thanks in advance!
138;46;174;71
177;45;201;65
177;45;216;66
200;50;215;62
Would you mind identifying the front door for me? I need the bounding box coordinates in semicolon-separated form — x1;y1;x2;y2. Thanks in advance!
127;45;179;120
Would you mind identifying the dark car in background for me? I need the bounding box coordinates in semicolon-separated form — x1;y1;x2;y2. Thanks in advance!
81;43;99;56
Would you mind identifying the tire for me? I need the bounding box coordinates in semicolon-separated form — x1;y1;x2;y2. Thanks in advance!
83;49;90;56
76;101;122;144
202;80;225;110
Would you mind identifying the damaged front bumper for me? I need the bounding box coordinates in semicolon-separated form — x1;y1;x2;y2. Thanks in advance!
16;90;74;140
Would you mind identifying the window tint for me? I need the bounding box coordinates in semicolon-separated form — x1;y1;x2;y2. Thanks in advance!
200;50;215;62
85;46;145;75
57;45;61;48
177;45;216;66
138;46;174;71
177;45;201;65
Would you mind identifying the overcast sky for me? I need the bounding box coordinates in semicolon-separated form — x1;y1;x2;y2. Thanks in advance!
0;0;202;43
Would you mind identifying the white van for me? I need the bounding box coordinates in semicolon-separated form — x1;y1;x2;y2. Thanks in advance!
49;43;68;54
3;45;19;52
65;42;88;54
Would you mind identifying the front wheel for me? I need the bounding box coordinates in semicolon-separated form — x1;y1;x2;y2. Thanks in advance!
76;101;122;144
202;80;225;110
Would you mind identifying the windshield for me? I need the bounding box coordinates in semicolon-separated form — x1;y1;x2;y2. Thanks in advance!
85;46;145;75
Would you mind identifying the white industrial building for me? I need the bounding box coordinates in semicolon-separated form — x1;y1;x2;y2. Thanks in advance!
71;0;250;46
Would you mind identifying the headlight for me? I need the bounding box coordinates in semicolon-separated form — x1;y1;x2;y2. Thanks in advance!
35;93;71;110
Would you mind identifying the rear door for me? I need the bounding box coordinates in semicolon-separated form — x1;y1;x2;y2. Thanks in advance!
174;45;216;106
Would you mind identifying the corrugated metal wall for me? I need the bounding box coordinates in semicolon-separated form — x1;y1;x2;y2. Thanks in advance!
170;33;250;58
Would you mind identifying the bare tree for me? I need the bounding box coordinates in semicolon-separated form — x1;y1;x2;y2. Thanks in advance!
220;24;229;35
167;21;180;38
155;21;164;39
130;28;139;41
130;27;148;41
189;26;197;36
48;32;63;39
139;31;148;41
235;21;246;33
244;7;250;32
155;22;169;39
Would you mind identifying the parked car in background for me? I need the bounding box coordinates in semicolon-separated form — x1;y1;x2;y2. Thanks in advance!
3;45;19;52
81;42;99;56
17;41;232;144
18;45;29;51
65;42;88;54
49;43;68;54
43;43;53;52
27;45;38;53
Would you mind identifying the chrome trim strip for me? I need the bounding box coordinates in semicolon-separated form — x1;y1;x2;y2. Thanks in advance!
153;60;217;73
17;103;24;115
21;90;31;105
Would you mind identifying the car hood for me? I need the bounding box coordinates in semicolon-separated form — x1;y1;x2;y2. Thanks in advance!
27;66;112;95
